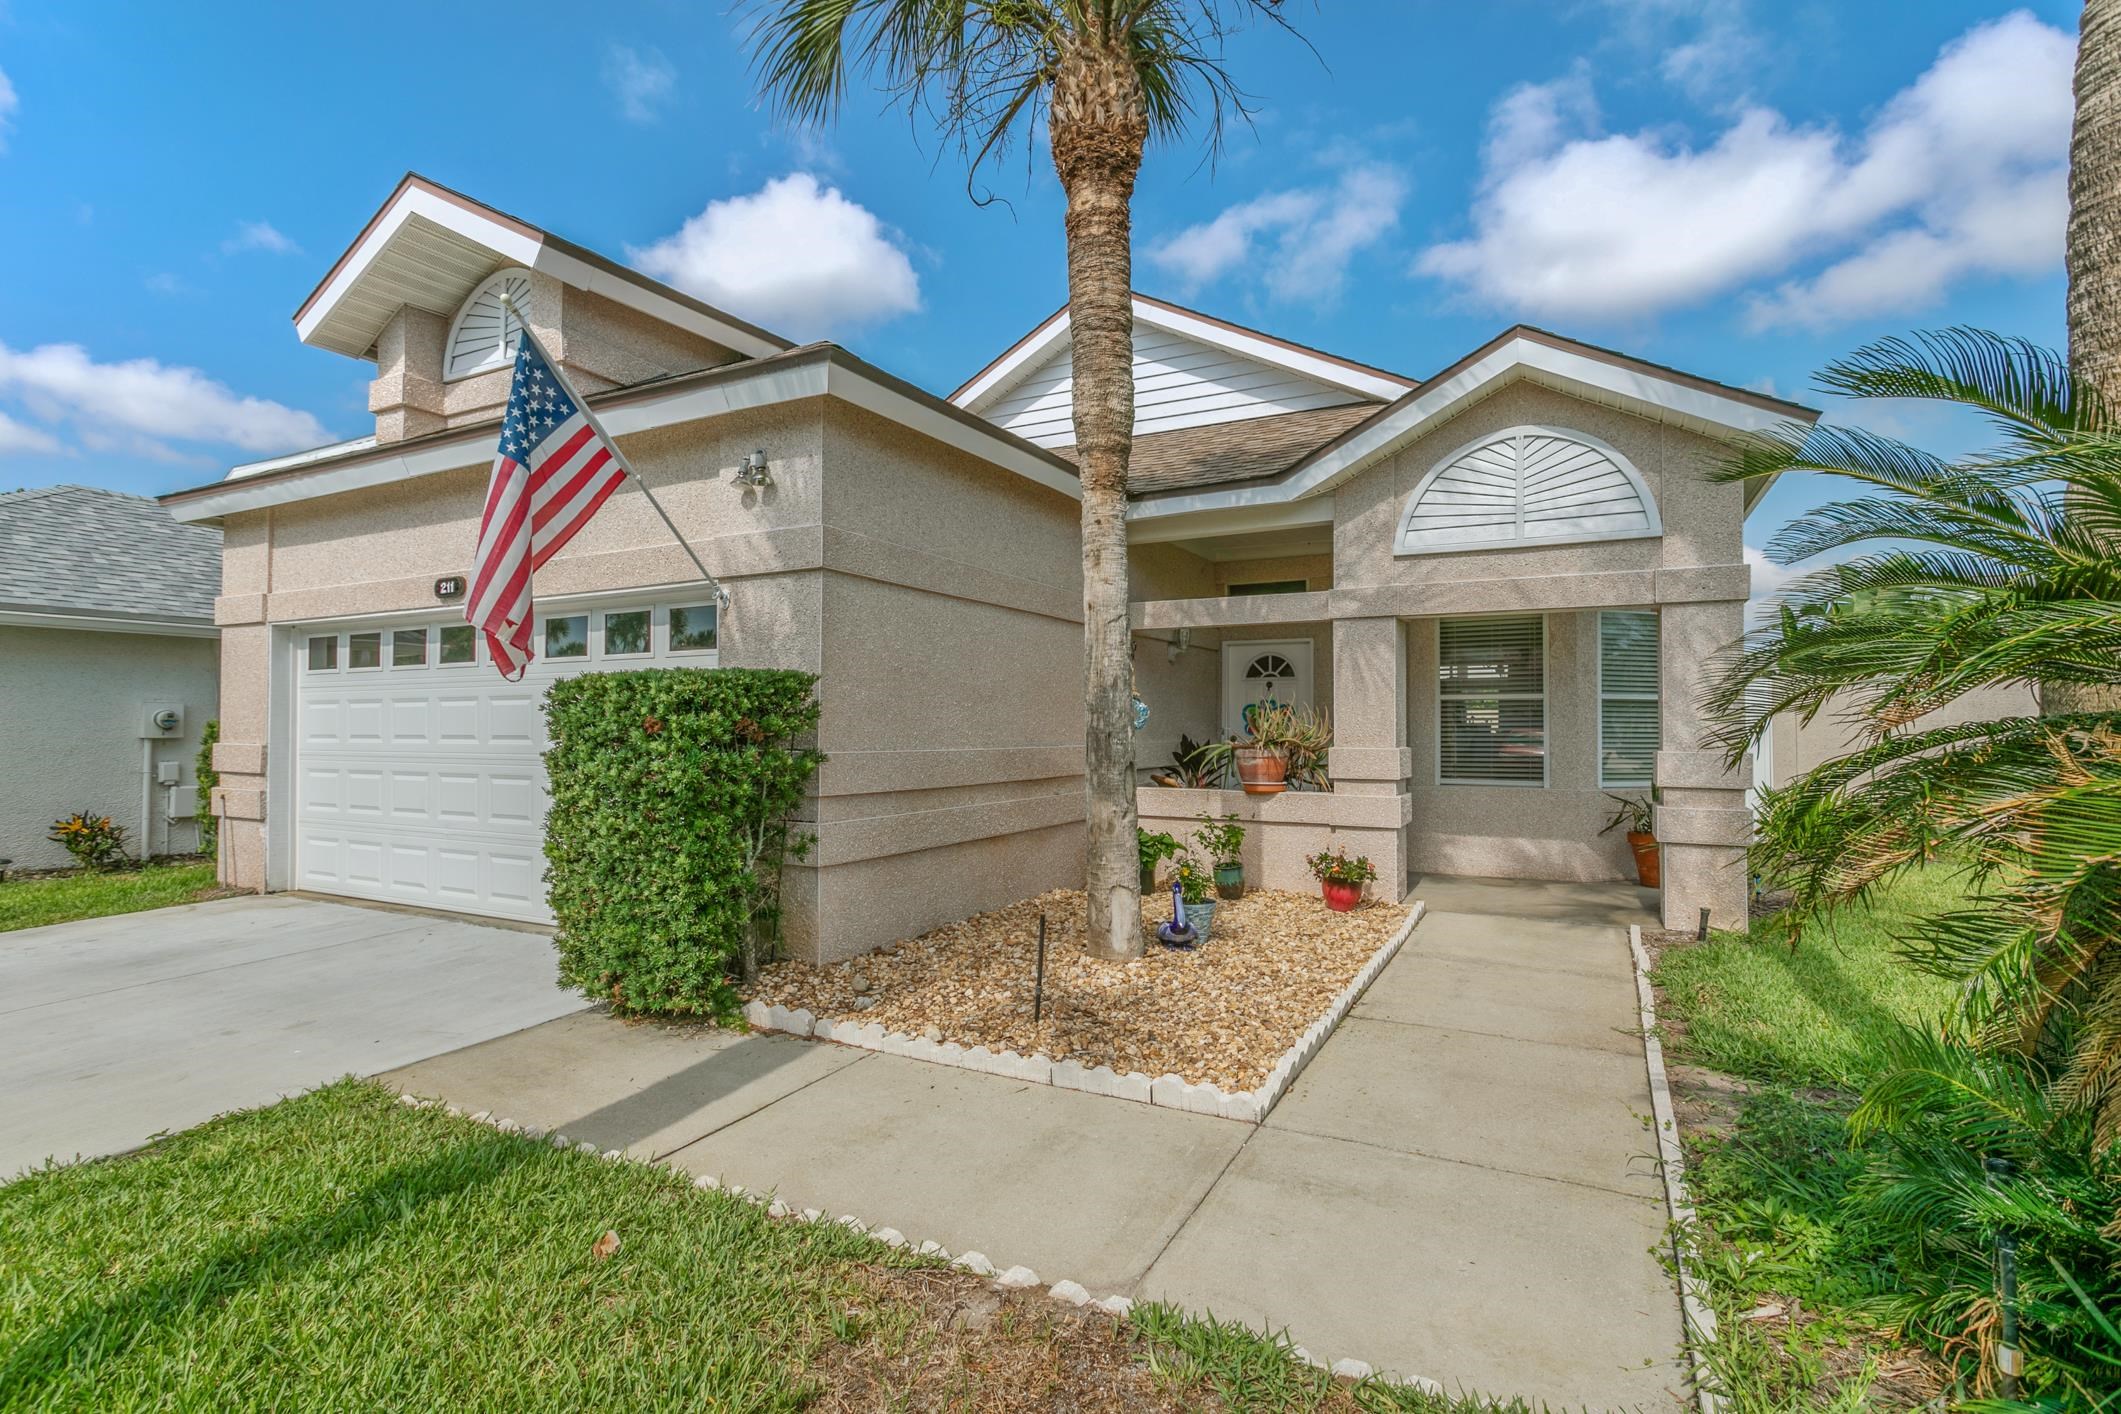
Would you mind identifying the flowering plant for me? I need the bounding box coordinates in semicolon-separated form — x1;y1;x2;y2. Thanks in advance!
1305;846;1377;887
1171;853;1214;905
48;810;130;871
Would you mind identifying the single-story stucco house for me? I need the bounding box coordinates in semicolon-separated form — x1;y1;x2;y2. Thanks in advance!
1;484;221;870
161;173;1809;959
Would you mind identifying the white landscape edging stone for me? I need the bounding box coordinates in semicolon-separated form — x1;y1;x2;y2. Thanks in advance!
741;898;1427;1125
1629;923;1724;1414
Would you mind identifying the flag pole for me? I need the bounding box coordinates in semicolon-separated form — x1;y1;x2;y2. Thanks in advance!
498;292;729;610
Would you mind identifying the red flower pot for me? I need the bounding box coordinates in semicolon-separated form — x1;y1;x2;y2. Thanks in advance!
1234;747;1287;795
1321;879;1363;912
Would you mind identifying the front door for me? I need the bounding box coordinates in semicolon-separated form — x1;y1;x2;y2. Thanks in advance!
1221;639;1315;737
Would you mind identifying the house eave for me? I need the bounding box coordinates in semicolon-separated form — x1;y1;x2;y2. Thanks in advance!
0;606;219;638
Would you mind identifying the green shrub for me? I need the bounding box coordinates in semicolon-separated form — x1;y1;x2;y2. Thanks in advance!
195;718;220;859
542;668;822;1019
46;810;129;871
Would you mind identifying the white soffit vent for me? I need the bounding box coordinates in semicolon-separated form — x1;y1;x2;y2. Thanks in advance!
1396;424;1659;555
445;268;531;380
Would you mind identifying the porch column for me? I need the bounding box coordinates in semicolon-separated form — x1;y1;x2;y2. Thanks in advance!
1654;600;1751;931
1327;616;1412;898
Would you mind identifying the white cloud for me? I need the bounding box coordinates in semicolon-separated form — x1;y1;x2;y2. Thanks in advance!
0;342;330;454
222;221;299;256
0;66;16;153
1599;0;1765;107
627;173;921;341
0;409;59;456
1146;162;1408;305
604;44;675;124
1417;10;2073;328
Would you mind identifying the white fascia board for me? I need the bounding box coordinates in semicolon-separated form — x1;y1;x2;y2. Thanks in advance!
954;310;1070;410
167;355;1077;523
228;435;381;481
1128;336;1800;526
533;245;786;360
1129;301;1413;402
294;187;543;347
824;363;1080;501
0;608;218;638
1125;497;1333;545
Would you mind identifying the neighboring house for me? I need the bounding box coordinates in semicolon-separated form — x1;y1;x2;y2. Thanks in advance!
162;173;1810;955
1757;682;2043;796
0;485;221;870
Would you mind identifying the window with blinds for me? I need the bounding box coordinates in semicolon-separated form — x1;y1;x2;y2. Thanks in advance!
1599;610;1660;788
1437;616;1546;786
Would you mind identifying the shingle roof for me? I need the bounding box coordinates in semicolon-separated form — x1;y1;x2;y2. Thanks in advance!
0;484;222;624
1053;405;1387;496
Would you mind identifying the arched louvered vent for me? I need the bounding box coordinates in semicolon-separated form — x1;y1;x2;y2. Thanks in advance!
1395;425;1659;555
444;268;532;381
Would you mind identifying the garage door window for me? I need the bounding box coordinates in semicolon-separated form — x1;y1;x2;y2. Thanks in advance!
670;604;718;652
438;625;476;665
393;628;427;667
604;609;650;656
545;615;588;658
307;635;337;671
348;632;382;670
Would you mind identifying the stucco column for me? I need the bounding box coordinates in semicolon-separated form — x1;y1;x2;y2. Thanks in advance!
368;308;448;443
1326;615;1411;897
1654;599;1750;931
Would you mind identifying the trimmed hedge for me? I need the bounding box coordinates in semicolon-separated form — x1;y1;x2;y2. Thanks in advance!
543;668;822;1018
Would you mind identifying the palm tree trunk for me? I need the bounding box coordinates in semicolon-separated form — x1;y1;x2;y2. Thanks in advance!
1052;40;1147;960
2059;0;2121;713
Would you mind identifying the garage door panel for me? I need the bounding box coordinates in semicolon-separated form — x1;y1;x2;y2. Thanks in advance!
436;697;482;743
345;699;385;742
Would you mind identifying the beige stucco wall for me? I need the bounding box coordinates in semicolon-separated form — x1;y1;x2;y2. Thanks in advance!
1766;681;2041;790
1;625;219;869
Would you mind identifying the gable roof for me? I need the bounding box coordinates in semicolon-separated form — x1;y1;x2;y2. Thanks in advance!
0;485;222;631
952;292;1417;443
1053;405;1381;495
294;172;793;363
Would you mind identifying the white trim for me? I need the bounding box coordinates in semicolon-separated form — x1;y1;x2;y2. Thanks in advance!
1128;334;1800;528
170;354;1080;523
1435;612;1548;789
1394;423;1662;557
0;608;218;638
443;268;531;381
229;435;379;481
952;296;1414;413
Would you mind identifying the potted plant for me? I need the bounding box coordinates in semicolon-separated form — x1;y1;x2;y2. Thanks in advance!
1600;794;1659;888
1170;853;1218;941
1306;846;1377;912
1137;827;1181;891
1193;812;1246;899
1275;704;1334;792
1201;710;1291;795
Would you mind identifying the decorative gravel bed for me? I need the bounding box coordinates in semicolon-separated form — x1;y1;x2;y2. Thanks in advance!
747;888;1414;1094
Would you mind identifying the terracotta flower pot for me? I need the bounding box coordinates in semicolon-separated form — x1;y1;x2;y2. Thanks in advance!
1234;747;1287;795
1626;830;1661;889
1321;879;1363;912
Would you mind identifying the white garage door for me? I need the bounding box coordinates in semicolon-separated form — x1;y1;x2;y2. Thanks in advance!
293;597;721;922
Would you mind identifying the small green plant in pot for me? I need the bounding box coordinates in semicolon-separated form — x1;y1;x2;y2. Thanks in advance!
1597;793;1658;889
1168;852;1218;942
1193;811;1246;898
1306;846;1376;912
1137;827;1181;891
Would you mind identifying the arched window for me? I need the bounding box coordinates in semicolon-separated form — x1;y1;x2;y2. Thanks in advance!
1395;425;1660;555
444;268;532;381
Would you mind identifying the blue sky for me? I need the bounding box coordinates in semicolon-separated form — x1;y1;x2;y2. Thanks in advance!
0;0;2080;578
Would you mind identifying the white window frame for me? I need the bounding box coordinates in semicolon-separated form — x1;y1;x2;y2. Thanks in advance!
1435;613;1548;788
1597;609;1661;790
1395;424;1662;557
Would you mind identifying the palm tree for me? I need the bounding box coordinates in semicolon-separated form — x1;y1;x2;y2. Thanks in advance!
745;1;1296;959
1709;329;2121;1139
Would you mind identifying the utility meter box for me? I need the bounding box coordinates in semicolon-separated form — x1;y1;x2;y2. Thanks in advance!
142;704;185;740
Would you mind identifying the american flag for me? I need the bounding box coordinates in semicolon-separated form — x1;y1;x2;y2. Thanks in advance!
466;333;629;677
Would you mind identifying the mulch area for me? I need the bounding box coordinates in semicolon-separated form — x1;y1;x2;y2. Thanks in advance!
747;888;1413;1093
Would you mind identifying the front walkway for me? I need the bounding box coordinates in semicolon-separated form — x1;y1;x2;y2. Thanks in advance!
381;877;1685;1409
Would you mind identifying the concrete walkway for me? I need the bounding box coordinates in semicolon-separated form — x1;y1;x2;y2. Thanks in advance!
0;894;584;1179
381;877;1685;1409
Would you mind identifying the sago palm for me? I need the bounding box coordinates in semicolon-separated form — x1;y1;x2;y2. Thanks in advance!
1710;329;2121;1140
744;0;1300;959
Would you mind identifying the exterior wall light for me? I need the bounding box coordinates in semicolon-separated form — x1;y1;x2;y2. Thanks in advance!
734;450;771;487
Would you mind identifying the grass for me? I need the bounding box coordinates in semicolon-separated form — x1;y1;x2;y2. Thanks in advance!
0;1082;1534;1412
1649;868;1964;1090
0;861;229;934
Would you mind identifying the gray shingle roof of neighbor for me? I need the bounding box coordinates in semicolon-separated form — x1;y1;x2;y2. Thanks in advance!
0;484;222;625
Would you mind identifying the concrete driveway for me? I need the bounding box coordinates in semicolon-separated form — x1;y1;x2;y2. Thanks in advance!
382;877;1684;1409
0;894;584;1179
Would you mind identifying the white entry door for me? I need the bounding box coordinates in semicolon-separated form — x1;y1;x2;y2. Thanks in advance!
292;597;720;923
1221;638;1315;737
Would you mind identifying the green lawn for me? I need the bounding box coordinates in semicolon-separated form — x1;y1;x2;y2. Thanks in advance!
1649;868;1964;1090
0;862;229;934
0;1082;1525;1412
